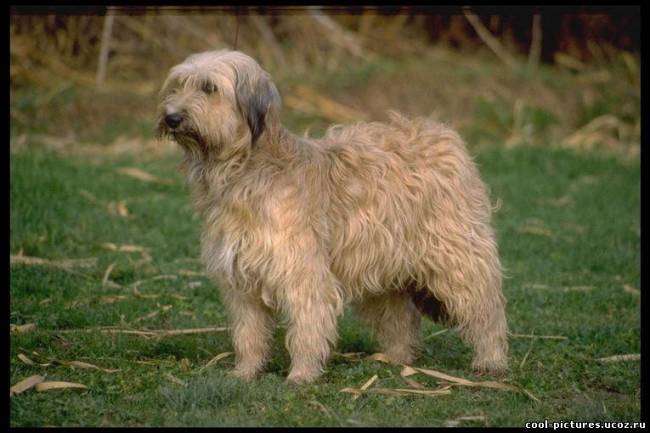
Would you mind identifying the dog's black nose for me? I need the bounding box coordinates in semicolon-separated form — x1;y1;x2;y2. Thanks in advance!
165;113;183;129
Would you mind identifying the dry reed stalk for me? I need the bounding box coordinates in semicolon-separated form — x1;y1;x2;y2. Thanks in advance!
307;9;366;59
96;9;115;87
385;14;409;40
527;14;542;71
463;8;518;70
250;15;287;68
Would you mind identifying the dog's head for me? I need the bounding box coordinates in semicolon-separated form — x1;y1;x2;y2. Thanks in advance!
157;50;281;158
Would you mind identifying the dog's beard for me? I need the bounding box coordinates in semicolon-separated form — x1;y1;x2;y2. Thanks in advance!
159;122;214;161
174;129;202;153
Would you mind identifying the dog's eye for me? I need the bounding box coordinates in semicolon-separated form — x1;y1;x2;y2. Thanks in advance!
202;82;217;94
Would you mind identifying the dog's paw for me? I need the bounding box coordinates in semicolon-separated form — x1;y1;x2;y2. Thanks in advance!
471;358;508;377
229;366;259;381
286;369;321;385
382;350;416;366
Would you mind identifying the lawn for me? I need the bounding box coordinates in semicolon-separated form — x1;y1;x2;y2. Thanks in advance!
10;142;640;427
9;44;641;426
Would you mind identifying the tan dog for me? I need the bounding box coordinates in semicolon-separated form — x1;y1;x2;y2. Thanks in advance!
157;50;508;384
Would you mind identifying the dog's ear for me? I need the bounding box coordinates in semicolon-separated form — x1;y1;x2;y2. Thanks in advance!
235;73;281;143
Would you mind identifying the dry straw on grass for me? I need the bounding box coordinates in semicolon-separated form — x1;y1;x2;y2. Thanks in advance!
54;326;229;338
596;354;640;363
10;254;97;270
201;352;234;371
35;381;88;392
10;375;45;397
10;323;36;335
16;353;121;373
340;352;539;402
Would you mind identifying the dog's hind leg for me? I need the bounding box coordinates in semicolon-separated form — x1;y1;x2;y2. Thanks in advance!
419;252;508;375
355;291;421;364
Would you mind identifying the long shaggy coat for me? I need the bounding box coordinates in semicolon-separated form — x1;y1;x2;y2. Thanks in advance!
157;50;508;384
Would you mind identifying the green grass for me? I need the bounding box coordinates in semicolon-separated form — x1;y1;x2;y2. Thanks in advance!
10;141;640;426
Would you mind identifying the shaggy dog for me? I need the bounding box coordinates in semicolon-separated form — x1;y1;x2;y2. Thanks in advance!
157;50;508;384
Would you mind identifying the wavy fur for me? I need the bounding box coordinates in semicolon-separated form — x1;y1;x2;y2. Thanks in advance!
157;50;508;383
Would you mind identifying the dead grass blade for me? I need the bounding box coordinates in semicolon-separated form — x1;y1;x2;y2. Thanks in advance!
55;326;228;338
130;274;177;291
35;381;88;392
445;415;487;427
596;354;640;363
370;356;538;401
132;305;172;324
102;262;117;287
365;352;394;364
53;328;153;337
132;287;160;299
202;352;234;370
340;387;362;396
563;286;593;292
308;399;338;422
102;243;152;264
10;255;97;270
16;353;51;367
508;332;567;340
401;376;427;389
341;374;380;399
177;269;208;277
164;373;186;387
369;386;452;397
402;366;540;403
517;225;554;238
400;366;426;389
623;284;640;295
154;327;229;336
17;352;118;372
107;200;129;217
116;167;172;185
100;295;129;304
519;339;536;370
65;360;120;373
102;243;148;253
424;329;449;340
400;365;419;377
179;358;192;373
406;366;474;386
10;375;45;396
352;374;378;400
17;353;35;365
11;323;36;334
333;352;365;360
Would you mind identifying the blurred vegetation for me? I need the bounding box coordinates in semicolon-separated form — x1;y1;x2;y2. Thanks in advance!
10;7;640;158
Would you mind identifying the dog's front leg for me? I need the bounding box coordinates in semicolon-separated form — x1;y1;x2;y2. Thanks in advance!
222;289;275;380
281;270;341;384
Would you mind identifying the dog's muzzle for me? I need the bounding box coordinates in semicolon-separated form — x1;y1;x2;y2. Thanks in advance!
165;113;183;129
